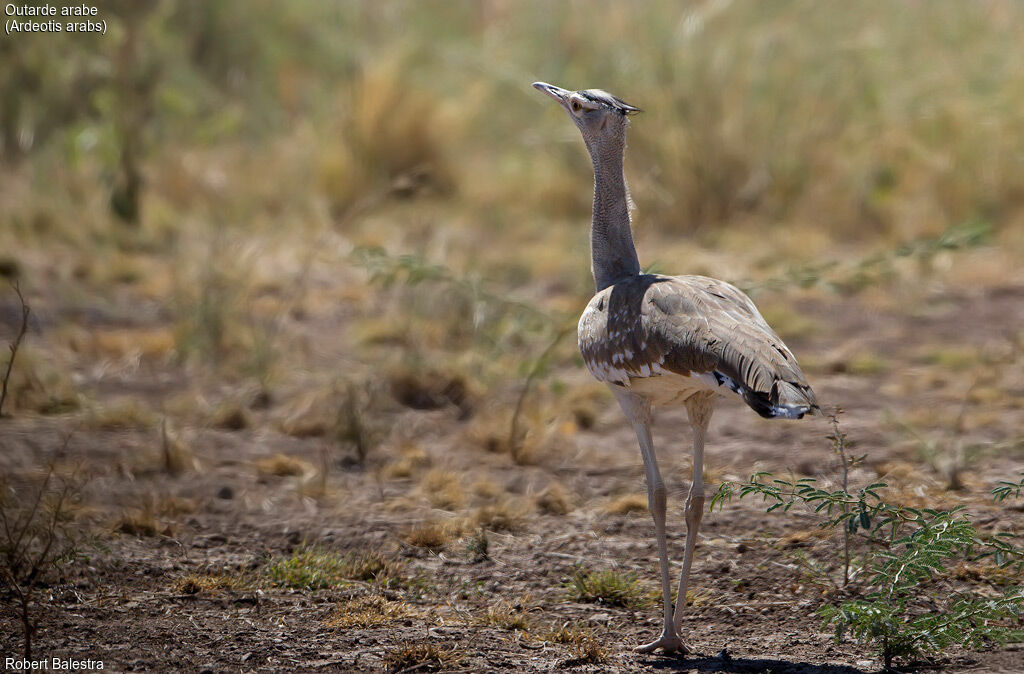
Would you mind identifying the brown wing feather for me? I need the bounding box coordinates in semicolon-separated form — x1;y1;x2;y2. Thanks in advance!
578;274;817;418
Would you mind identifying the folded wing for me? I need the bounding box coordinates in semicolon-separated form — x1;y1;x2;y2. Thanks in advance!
578;275;818;419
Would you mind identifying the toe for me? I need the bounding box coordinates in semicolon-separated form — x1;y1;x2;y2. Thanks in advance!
634;634;686;654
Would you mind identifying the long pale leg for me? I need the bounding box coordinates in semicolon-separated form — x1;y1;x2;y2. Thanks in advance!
673;393;714;636
612;389;684;654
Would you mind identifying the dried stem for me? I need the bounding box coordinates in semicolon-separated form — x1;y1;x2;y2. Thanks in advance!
508;324;573;462
828;408;852;587
0;281;30;418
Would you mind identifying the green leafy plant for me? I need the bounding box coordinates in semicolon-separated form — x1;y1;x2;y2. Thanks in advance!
992;473;1024;503
262;545;401;590
819;508;1024;668
711;426;1024;668
737;220;992;297
565;565;650;609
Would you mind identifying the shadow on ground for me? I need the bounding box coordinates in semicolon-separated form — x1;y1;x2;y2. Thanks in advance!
644;652;868;674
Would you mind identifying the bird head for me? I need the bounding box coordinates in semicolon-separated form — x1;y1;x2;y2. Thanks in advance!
532;82;641;156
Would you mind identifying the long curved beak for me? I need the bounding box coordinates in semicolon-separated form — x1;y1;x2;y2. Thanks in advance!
532;81;571;108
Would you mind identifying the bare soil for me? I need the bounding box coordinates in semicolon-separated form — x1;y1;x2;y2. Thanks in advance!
1;283;1023;673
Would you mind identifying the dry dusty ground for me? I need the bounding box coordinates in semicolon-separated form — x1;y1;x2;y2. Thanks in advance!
1;277;1024;673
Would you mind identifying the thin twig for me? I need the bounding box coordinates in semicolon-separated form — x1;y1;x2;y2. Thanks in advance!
828;408;852;586
0;281;30;418
508;324;574;461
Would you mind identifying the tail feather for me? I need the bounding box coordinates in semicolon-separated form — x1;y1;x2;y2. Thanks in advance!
730;376;818;420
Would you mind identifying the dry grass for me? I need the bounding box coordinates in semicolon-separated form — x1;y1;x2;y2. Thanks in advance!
156;495;197;516
603;493;649;516
160;421;198;474
919;345;981;372
256;453;312;477
277;388;337;438
536;483;572;515
84;399;158;431
544;624;594;646
758;303;820;341
779;527;835;550
115;508;171;538
542;623;611;665
952;562;1021;587
419;469;465;511
472;499;529;533
470;478;507;504
478;599;531;631
404;519;462;550
324;594;415;628
87;327;176;361
382;642;462;673
0;346;80;415
388;368;470;414
565;639;611;665
380;442;431;479
317;56;455;217
173;572;249;596
208;402;250;431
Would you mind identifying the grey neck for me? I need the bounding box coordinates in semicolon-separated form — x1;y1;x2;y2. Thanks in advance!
587;137;641;291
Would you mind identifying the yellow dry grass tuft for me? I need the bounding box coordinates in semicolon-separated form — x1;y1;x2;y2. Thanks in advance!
324;594;415;628
419;469;465;511
536;483;572;515
173;572;249;596
544;624;594;646
276;386;341;439
116;507;172;538
478;599;531;631
209;401;251;431
380;442;431;479
779;527;835;549
566;639;611;665
0;345;80;415
404;519;463;550
88;327;177;361
84;399;159;431
469;478;505;504
382;642;462;673
160;421;198;474
472;499;529;533
256;453;312;477
603;493;648;516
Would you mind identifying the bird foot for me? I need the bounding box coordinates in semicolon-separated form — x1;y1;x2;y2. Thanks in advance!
634;631;688;654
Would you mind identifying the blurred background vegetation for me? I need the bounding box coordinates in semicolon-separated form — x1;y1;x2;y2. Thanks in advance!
2;0;1023;443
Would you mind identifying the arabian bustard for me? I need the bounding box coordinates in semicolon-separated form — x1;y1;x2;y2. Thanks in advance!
533;82;818;654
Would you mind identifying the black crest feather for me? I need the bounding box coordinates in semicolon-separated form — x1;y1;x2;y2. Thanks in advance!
580;89;642;115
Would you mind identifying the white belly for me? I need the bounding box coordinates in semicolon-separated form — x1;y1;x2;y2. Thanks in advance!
624;371;721;406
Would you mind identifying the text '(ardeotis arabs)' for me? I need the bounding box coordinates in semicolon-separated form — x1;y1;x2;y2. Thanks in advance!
532;81;818;654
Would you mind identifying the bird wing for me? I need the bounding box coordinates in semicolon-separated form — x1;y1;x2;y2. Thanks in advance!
578;274;818;418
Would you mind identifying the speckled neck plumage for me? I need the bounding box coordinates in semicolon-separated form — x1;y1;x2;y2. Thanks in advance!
586;129;641;292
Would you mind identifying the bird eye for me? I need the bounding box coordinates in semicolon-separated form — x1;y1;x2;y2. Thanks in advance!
571;99;582;112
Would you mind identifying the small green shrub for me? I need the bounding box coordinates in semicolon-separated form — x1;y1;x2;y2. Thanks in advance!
262;546;399;590
565;566;650;609
712;468;1024;669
